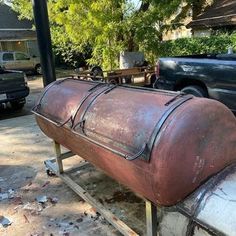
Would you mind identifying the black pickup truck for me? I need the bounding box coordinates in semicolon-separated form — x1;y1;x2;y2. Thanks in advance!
0;68;29;110
155;53;236;112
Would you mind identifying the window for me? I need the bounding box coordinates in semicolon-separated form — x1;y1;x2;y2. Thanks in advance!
3;53;14;61
16;53;29;61
15;53;29;60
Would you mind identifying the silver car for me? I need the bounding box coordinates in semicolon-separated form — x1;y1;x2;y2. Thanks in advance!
0;51;41;74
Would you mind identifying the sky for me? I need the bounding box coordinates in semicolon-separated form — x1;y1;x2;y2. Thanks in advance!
130;0;141;9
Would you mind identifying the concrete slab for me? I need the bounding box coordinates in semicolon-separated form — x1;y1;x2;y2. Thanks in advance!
0;114;145;236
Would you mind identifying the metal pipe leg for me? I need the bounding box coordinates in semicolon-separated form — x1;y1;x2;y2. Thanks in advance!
146;200;158;236
54;141;63;173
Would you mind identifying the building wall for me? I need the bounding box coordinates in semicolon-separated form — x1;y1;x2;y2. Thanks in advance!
27;40;40;57
0;40;39;56
193;29;211;37
163;26;192;41
1;40;27;52
162;0;214;41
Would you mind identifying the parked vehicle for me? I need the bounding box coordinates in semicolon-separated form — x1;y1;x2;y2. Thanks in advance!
155;53;236;112
0;67;30;110
0;51;41;74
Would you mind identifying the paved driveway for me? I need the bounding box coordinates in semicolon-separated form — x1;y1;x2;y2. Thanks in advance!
0;76;44;121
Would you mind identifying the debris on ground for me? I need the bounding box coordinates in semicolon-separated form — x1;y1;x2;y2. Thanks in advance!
30;232;45;236
12;196;23;205
0;193;8;201
23;202;43;215
8;189;15;198
48;197;58;204
0;216;12;228
76;218;83;223
36;195;48;204
0;189;15;201
23;214;30;223
41;181;50;188
35;195;59;205
22;182;40;192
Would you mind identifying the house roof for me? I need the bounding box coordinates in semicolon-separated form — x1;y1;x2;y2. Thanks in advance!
0;3;33;29
187;0;236;29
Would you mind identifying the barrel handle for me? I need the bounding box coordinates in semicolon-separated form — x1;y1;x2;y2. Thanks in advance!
124;143;148;161
71;125;147;161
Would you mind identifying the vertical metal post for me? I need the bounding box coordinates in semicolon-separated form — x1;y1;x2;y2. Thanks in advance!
146;200;158;236
32;0;56;87
54;141;64;174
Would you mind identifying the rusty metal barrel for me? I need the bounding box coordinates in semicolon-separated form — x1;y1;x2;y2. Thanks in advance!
33;78;236;206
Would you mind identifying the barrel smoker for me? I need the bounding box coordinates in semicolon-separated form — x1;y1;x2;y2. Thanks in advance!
32;1;236;234
33;78;236;236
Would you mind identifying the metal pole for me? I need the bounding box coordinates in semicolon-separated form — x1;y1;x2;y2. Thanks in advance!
32;0;56;87
146;200;158;236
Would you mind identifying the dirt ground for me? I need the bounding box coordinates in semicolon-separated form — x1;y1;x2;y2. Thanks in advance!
0;74;146;236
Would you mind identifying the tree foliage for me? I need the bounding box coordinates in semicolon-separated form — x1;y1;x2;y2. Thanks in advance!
10;0;212;69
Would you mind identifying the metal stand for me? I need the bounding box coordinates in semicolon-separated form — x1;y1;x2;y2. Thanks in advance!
146;201;158;236
44;141;158;236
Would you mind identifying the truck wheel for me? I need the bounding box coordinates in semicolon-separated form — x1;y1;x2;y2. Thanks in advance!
10;100;25;110
181;86;207;97
35;64;42;75
91;66;103;81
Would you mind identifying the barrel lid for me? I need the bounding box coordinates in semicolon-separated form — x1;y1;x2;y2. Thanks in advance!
33;78;193;162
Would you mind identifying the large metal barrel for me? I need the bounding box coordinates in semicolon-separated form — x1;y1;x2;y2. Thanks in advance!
33;78;236;206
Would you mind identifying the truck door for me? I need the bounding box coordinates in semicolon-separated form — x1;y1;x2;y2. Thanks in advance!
2;52;15;70
14;52;32;71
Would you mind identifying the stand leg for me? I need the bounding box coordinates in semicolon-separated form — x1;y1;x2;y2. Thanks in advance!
146;200;157;236
54;141;63;173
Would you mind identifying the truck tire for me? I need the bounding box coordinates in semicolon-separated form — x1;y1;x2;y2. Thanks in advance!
10;100;25;110
181;85;207;98
90;66;103;81
35;64;42;75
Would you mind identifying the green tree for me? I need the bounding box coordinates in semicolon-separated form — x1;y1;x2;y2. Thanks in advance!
10;0;212;69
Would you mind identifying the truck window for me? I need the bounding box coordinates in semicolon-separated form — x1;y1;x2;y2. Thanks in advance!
3;53;14;61
15;53;29;60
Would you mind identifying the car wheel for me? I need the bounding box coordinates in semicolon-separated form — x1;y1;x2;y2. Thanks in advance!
91;66;103;81
35;64;42;75
10;100;25;110
181;85;207;97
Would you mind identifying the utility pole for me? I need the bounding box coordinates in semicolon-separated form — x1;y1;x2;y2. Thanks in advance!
32;0;56;87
